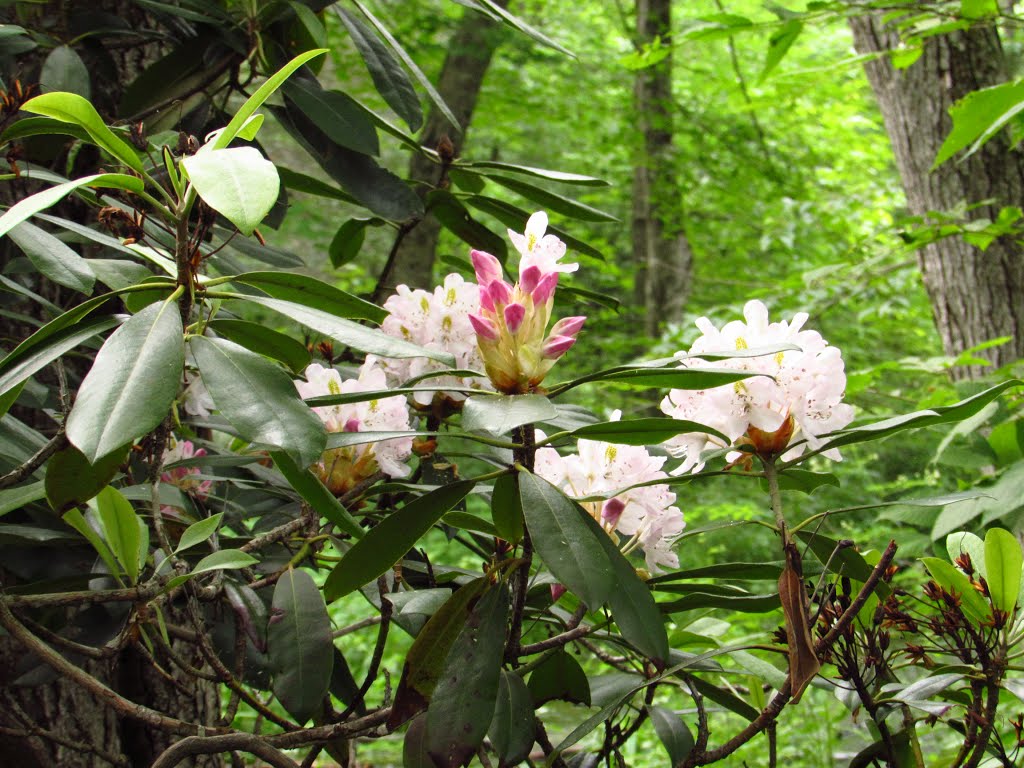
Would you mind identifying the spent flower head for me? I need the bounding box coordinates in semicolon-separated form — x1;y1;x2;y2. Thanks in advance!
471;212;585;394
660;300;854;472
535;412;684;573
295;361;412;495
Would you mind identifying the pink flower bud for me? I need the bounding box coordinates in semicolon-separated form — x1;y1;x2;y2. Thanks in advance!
479;286;494;313
601;498;625;527
343;418;361;433
471;249;502;286
504;302;526;334
469;312;500;341
531;271;559;305
488;279;513;308
542;334;577;359
550;583;567;602
520;264;542;294
549;315;586;338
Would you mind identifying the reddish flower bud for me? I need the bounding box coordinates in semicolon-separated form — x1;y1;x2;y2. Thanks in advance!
504;302;526;334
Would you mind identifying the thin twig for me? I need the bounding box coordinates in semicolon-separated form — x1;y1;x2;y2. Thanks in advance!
151;733;299;768
0;430;67;490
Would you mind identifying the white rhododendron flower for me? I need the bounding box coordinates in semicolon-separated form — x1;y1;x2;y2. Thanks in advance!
470;212;585;394
535;413;684;574
181;371;215;418
378;272;490;405
660;300;855;473
295;362;413;494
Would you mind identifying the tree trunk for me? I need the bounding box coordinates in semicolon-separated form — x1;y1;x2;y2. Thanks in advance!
850;11;1024;379
374;5;508;300
633;0;693;337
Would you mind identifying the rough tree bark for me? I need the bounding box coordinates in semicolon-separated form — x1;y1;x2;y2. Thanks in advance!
633;0;693;337
373;4;508;301
0;3;222;765
850;10;1024;379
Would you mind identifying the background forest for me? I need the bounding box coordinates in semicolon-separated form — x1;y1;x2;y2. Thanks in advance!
2;1;1024;767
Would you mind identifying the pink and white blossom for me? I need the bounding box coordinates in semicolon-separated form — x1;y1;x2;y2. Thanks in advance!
471;212;586;394
660;300;855;473
377;273;490;406
535;413;684;574
295;362;413;494
161;438;213;501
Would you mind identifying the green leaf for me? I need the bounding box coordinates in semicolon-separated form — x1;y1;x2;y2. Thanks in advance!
40;45;90;98
460;160;608;187
182;147;280;236
45;443;126;513
329;217;380;267
658;586;780;614
352;0;461;130
324;480;475;601
389;578;490;727
213;49;328;151
462;394;558;435
208;319;311;373
0;174;145;239
283;77;379;156
427;189;508;262
0;313;119;399
21;92;142;172
486;173;617;222
174;513;224;555
66;300;184;463
518;471;615;608
62;507;122;583
9;221;94;293
649;706;694;766
488;670;535;767
596;521;669;663
189;335;325;469
935;80;1024;167
473;0;573;57
773;469;839;494
570;417;728;446
0;116;92;146
984;527;1022;615
268;569;334;724
922;557;991;626
820;381;1022;454
235;294;453;364
527;649;591;706
762;19;802;79
0;481;46;518
277;165;358;204
270;451;364;539
95;485;144;584
426;583;509;768
230;271;386;324
0;381;23;420
335;7;422;131
490;473;523;545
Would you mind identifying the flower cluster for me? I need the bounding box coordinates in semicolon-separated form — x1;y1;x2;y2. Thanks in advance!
469;212;585;394
536;413;685;574
160;438;213;518
295;362;412;495
378;273;490;406
660;300;855;473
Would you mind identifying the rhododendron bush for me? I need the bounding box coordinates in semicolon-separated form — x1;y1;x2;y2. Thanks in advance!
2;51;1024;768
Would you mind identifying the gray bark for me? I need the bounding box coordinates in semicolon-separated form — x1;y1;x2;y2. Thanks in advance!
633;0;693;337
374;5;508;300
850;11;1024;379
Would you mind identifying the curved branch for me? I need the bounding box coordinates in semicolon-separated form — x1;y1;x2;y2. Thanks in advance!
151;734;299;768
